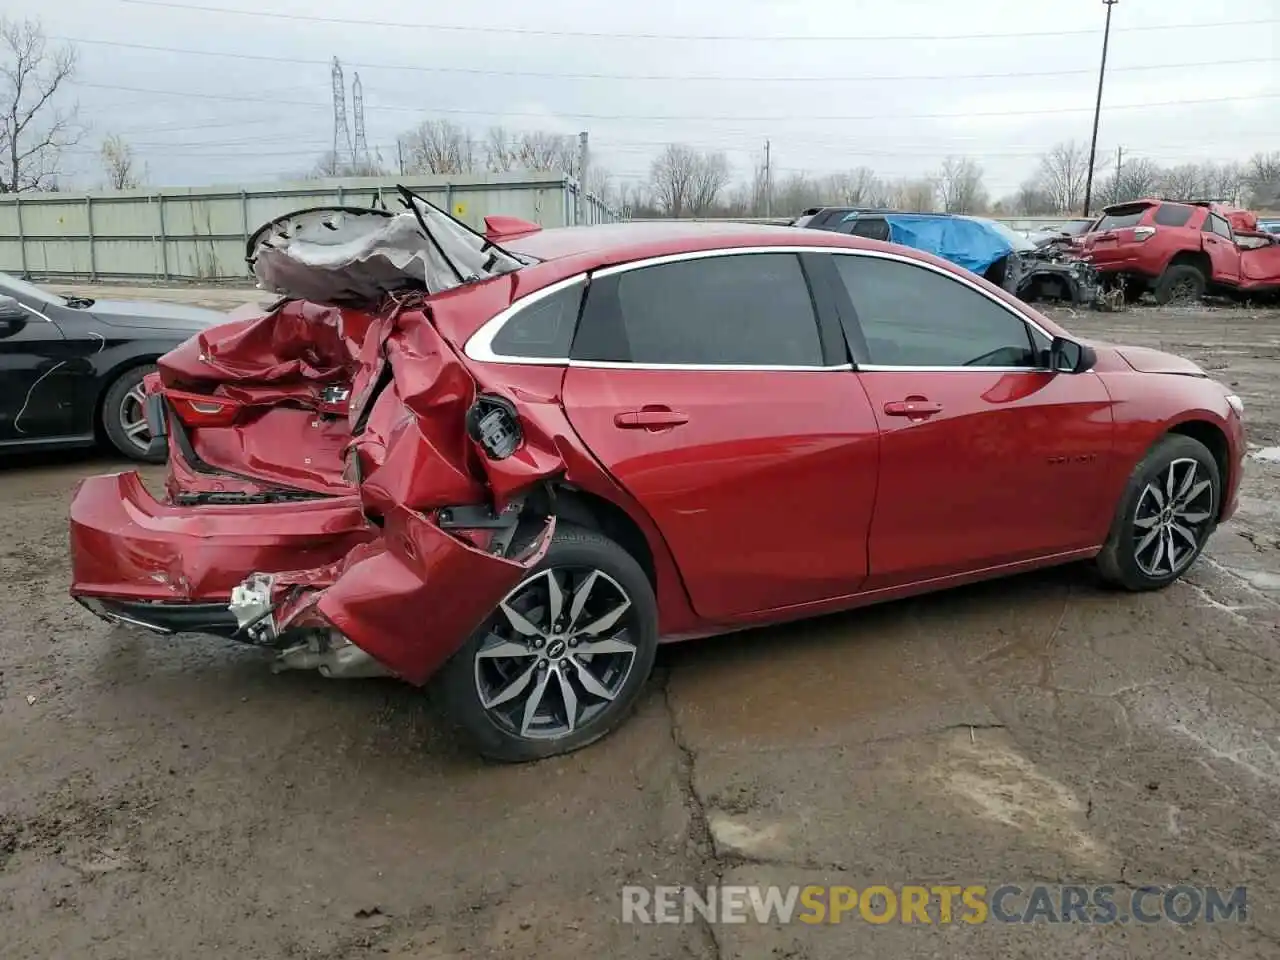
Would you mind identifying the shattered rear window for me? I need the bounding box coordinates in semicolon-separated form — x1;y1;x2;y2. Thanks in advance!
1096;206;1150;231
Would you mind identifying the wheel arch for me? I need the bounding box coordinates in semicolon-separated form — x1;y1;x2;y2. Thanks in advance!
92;355;160;441
1165;418;1231;520
548;484;657;591
1164;248;1211;278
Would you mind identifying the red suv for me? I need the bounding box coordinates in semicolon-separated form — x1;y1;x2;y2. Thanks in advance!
1080;199;1280;303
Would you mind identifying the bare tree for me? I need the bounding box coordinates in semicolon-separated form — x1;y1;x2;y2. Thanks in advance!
100;133;142;189
934;156;987;213
585;166;613;206
648;144;700;217
1102;156;1162;205
400;120;474;175
689;151;730;215
1244;151;1280;208
307;150;383;179
0;18;81;193
516;130;577;176
1013;178;1056;216
482;126;518;172
890;177;936;212
1200;161;1242;204
1159;163;1203;201
1037;141;1090;214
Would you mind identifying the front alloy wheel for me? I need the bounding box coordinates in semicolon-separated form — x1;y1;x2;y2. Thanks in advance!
437;524;659;761
1098;434;1220;591
1131;458;1215;579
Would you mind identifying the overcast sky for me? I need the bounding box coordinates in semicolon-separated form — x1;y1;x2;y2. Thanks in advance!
8;0;1280;199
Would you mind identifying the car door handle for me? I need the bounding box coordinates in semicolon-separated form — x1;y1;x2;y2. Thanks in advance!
883;399;943;418
614;408;689;429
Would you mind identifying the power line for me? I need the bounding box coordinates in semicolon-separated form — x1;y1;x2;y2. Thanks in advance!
114;1;1279;42
52;35;1278;83
66;80;1280;123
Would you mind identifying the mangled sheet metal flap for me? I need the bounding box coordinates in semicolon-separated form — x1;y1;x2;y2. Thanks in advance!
248;188;528;306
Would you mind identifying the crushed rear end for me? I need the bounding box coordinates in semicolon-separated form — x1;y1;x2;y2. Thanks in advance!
70;189;571;684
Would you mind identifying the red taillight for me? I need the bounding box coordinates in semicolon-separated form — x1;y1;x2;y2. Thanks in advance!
1134;226;1156;241
165;389;243;427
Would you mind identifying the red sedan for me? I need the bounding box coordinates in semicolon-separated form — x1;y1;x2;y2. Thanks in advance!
70;194;1245;761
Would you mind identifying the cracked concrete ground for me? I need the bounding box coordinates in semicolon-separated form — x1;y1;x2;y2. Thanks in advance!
2;292;1279;958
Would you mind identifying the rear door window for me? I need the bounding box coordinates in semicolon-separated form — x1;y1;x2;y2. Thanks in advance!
574;253;825;367
1153;203;1194;228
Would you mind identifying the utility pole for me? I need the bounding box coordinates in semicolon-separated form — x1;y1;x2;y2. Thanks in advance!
397;138;405;176
576;131;589;224
1082;0;1119;218
763;140;772;218
1112;144;1123;204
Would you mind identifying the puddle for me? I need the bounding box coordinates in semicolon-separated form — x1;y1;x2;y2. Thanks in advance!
1250;446;1280;464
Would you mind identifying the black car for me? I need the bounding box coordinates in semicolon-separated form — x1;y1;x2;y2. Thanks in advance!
0;273;224;462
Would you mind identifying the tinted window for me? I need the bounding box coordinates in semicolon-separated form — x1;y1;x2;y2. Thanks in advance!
1096;208;1149;231
834;255;1037;368
850;218;891;241
490;283;582;358
1209;214;1233;240
603;253;823;366
1153;203;1194;227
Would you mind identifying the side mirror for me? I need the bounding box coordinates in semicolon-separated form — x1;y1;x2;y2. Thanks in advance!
0;295;25;322
1050;336;1096;374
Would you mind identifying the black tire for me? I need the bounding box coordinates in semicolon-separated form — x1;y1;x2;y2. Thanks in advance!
435;523;659;762
1096;434;1220;591
102;365;164;463
1153;264;1206;305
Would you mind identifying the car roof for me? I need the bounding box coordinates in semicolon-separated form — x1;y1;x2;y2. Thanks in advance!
505;219;878;269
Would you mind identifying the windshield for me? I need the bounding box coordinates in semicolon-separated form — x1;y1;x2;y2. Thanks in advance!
977;219;1038;252
0;272;59;306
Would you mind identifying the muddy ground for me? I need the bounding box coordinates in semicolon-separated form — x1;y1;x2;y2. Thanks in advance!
2;291;1280;958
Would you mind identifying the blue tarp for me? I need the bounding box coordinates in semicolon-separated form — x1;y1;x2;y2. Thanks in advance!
844;213;1014;275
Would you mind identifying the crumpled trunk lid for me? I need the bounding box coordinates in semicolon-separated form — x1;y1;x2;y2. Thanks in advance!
248;187;528;306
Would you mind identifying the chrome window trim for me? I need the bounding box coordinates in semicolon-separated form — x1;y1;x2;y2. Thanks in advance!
464;274;588;365
463;244;1055;371
569;360;852;372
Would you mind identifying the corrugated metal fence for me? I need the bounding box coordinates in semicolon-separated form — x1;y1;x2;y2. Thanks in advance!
0;171;616;283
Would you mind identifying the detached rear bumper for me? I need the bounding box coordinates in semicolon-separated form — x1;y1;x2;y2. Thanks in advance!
69;471;374;604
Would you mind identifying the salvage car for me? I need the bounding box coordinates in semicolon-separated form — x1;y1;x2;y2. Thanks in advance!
0;272;225;460
71;190;1245;761
799;209;1100;305
1078;199;1280;303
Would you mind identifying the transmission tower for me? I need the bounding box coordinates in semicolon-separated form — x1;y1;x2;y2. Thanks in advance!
331;57;353;170
352;72;368;169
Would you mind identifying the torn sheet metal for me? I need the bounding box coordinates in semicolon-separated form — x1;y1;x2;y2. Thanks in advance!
69;472;373;601
247;189;528;307
314;510;556;685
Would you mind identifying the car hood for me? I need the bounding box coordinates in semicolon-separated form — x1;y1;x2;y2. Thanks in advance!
86;298;227;333
1105;342;1207;377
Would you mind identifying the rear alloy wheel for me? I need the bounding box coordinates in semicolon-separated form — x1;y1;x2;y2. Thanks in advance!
102;364;163;463
1153;264;1206;305
436;524;658;761
1097;435;1219;591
